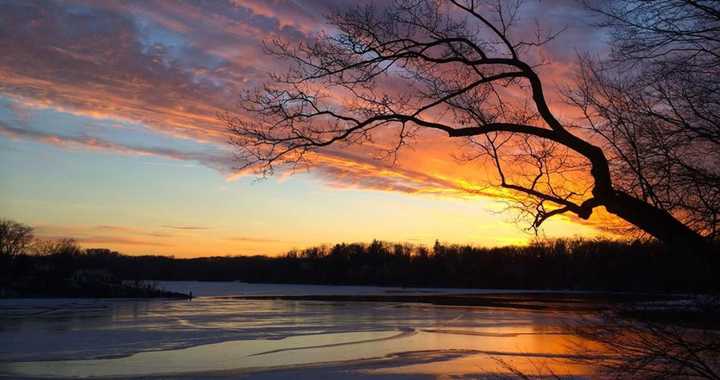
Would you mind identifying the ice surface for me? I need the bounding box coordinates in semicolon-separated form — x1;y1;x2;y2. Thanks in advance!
155;281;588;297
0;283;594;379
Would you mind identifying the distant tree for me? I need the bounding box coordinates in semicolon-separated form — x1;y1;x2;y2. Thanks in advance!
0;219;33;257
33;238;83;257
225;0;710;249
0;219;34;284
34;238;84;280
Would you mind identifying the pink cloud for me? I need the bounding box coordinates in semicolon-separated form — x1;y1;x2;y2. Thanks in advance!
0;0;620;234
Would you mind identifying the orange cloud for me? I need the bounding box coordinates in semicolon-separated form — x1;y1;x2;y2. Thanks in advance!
0;0;625;241
0;120;233;172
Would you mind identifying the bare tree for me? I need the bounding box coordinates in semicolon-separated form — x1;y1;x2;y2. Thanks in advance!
572;0;720;240
32;238;83;257
225;0;707;248
0;219;33;284
0;219;33;258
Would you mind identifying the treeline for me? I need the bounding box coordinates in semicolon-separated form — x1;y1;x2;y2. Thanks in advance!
95;239;719;292
4;224;719;293
0;220;186;298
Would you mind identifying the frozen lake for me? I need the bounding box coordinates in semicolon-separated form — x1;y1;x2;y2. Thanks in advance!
0;282;599;379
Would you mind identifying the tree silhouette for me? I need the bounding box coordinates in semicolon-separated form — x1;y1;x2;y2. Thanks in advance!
0;219;34;283
571;302;720;379
0;219;33;258
573;0;720;241
225;0;709;248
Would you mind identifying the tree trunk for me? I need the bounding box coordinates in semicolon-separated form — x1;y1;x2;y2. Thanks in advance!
603;190;706;250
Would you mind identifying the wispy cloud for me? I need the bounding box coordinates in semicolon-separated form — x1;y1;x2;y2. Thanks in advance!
77;236;173;247
33;224;176;248
228;236;289;244
0;0;617;235
0;120;232;172
162;225;210;231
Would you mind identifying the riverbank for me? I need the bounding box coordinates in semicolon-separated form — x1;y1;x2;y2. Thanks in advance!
1;277;190;299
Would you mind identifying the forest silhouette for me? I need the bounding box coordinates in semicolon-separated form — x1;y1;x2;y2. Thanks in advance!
3;218;718;296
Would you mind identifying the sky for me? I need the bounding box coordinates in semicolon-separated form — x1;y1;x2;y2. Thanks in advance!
0;0;616;257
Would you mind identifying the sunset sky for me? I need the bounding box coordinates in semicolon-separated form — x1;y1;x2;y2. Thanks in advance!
0;0;615;257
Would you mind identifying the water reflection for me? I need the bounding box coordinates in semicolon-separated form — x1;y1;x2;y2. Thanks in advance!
0;286;606;378
3;324;596;378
